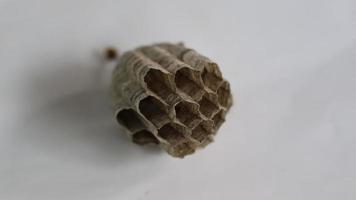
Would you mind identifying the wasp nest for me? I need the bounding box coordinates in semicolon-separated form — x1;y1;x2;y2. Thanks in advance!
111;42;232;158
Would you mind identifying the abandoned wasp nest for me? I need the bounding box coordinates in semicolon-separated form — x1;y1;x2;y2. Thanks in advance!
111;42;232;158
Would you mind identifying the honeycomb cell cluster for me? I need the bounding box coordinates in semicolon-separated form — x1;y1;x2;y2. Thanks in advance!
111;42;232;158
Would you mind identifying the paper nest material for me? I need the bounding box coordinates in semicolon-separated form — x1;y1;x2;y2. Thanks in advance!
111;42;233;158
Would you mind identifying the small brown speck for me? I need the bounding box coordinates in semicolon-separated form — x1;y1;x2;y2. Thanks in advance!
105;47;118;60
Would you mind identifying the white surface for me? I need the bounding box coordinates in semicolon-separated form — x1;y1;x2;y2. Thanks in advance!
1;0;355;199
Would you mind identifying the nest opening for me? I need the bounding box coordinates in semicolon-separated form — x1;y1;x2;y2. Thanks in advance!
201;68;222;92
158;123;185;145
212;110;225;130
116;109;145;132
144;69;173;100
198;95;219;118
132;130;159;145
139;96;168;126
172;142;195;157
217;83;231;108
174;101;200;128
191;123;211;143
175;68;203;100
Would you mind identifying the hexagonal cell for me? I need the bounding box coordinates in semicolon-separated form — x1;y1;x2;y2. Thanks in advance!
171;141;196;158
201;67;222;92
132;130;159;145
116;108;145;132
139;96;169;127
158;123;185;145
191;123;212;143
175;67;204;100
198;94;219;118
217;82;231;108
174;101;201;128
212;110;225;130
144;68;174;101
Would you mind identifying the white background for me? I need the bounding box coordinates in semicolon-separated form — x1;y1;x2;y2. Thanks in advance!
1;0;355;199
